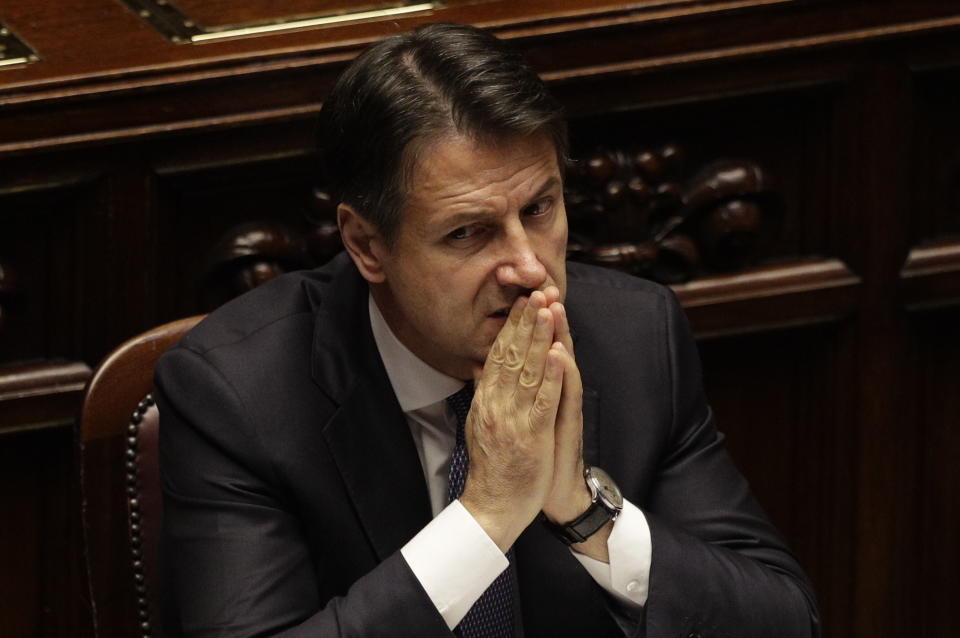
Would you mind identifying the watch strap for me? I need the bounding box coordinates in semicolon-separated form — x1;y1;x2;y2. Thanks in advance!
542;499;617;546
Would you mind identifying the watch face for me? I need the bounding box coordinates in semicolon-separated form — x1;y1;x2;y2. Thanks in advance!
587;466;623;510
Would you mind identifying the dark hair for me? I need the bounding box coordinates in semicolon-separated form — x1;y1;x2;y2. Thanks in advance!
317;22;567;242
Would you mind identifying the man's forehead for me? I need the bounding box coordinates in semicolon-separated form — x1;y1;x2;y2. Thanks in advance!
410;133;561;196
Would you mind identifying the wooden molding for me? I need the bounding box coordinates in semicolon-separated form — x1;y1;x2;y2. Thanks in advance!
672;258;862;337
900;239;960;311
0;103;320;155
0;360;91;434
542;14;960;84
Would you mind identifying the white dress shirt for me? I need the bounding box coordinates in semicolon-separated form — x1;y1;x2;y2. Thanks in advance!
368;295;652;630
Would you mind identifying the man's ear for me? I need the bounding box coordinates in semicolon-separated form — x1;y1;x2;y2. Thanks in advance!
338;203;387;283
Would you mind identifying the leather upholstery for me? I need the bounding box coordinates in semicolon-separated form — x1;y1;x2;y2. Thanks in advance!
79;316;203;638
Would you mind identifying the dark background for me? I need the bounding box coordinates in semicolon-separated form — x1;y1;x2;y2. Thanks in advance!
1;1;959;636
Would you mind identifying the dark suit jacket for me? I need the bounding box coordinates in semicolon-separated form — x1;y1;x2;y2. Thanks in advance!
155;253;819;638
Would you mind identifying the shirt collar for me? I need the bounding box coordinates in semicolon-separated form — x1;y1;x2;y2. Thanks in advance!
368;293;465;413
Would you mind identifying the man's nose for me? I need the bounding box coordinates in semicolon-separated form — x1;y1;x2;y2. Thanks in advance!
495;227;548;290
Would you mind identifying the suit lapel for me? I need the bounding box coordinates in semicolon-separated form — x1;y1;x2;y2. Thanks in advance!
309;256;433;562
321;366;433;561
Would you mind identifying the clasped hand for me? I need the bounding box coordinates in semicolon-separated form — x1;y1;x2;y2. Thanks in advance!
459;287;592;553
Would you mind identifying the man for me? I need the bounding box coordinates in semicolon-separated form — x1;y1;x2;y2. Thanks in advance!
156;23;819;637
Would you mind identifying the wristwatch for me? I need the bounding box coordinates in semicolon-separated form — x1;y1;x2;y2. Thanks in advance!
544;466;624;545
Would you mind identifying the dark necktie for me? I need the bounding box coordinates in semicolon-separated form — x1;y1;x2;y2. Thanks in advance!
446;382;518;638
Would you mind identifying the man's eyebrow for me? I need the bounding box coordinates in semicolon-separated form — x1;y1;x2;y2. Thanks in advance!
439;210;498;232
526;176;562;204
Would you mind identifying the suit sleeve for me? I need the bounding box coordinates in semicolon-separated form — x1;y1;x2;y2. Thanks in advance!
155;346;453;638
638;290;821;638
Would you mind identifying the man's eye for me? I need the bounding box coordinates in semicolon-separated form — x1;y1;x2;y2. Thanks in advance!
522;198;553;217
448;225;482;240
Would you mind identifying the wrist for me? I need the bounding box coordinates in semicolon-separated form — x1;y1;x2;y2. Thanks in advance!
542;466;624;547
542;483;593;525
459;492;531;553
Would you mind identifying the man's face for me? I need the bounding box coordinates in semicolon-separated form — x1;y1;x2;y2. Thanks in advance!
370;132;568;380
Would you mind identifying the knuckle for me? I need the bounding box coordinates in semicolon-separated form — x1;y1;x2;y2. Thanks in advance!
532;393;553;419
504;344;523;369
518;366;540;388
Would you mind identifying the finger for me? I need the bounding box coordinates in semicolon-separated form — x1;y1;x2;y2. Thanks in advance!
542;285;561;308
541;343;588;524
483;295;527;383
550;302;576;358
554;342;584;462
529;345;564;431
517;307;555;398
496;291;546;389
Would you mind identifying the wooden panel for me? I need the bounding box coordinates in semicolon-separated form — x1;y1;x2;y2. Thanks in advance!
152;133;319;321
913;306;960;638
902;66;960;311
0;179;99;363
0;428;93;638
699;321;857;637
911;66;960;242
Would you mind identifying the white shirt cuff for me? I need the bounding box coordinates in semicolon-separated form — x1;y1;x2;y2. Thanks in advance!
400;499;510;629
570;498;651;608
